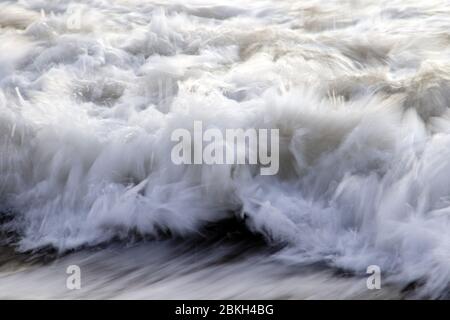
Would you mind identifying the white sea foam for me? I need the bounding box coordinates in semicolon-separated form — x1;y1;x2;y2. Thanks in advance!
1;0;450;297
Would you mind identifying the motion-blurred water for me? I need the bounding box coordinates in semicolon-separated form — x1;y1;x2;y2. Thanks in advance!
1;0;450;298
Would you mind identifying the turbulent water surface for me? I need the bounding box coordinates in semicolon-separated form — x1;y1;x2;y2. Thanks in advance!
1;0;450;299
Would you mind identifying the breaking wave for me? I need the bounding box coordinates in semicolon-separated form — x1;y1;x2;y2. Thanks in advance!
0;0;449;298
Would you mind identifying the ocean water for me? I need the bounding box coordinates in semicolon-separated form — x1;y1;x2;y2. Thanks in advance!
0;0;449;299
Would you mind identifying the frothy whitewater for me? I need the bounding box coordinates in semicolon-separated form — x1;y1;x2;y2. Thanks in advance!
0;0;449;299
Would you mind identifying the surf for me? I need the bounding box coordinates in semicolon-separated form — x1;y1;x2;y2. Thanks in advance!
0;0;449;298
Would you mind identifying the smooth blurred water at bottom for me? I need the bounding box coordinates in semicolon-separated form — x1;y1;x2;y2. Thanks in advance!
0;240;403;299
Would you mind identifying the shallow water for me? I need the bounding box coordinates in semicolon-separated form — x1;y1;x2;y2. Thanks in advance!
0;241;404;299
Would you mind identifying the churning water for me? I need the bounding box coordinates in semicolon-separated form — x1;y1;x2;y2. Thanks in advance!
0;0;449;298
